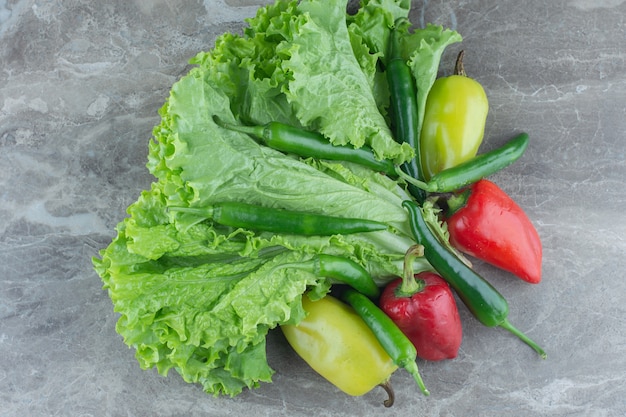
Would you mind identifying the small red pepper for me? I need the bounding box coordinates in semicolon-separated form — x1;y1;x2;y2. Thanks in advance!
445;179;543;284
379;246;463;361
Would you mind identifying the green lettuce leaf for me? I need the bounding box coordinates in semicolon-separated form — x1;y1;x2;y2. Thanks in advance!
277;0;413;163
347;0;411;55
95;182;331;396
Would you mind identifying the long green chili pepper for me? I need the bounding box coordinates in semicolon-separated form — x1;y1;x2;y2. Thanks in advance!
386;20;426;203
273;254;380;299
169;202;388;236
402;200;547;359
214;117;397;177
398;132;529;193
341;288;430;396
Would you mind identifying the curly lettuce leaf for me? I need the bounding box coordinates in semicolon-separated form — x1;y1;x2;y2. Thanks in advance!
347;0;411;55
275;0;413;163
94;182;331;396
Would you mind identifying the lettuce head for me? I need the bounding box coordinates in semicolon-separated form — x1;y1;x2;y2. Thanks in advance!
94;0;461;396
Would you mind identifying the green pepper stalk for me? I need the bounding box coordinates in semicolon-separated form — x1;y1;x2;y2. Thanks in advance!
396;132;529;193
402;200;547;359
341;288;430;396
214;117;397;177
168;201;388;236
386;19;426;203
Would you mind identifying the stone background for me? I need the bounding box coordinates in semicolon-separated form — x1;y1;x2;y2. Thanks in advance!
1;0;625;416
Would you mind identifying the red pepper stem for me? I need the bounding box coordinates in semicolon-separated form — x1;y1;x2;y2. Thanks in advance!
396;245;426;297
445;189;471;217
499;319;547;359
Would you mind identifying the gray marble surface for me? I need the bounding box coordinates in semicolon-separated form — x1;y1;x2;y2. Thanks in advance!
1;0;625;416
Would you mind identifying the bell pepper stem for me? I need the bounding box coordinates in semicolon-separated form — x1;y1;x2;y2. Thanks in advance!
454;50;467;77
379;380;395;408
396;245;426;297
445;189;471;217
499;319;547;359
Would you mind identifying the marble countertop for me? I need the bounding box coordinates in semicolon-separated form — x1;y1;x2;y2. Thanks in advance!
1;0;625;416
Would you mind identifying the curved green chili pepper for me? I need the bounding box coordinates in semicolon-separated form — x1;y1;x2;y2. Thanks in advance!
214;117;397;176
341;288;430;396
277;254;380;299
386;20;426;203
398;132;529;193
169;202;388;236
402;200;547;359
315;254;380;299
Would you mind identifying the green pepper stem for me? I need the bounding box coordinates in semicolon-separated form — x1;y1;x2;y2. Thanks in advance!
396;245;425;297
394;167;434;192
214;117;266;139
168;206;215;218
403;360;430;396
499;319;547;359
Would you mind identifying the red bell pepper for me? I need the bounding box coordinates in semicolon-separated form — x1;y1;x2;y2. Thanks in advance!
379;246;463;361
445;179;542;284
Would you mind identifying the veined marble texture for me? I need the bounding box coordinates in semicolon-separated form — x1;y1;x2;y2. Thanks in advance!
1;0;625;416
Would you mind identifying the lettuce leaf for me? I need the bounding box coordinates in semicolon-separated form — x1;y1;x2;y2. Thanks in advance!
277;0;414;163
95;0;459;397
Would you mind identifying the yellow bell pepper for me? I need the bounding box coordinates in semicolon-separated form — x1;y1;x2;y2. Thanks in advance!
281;295;398;399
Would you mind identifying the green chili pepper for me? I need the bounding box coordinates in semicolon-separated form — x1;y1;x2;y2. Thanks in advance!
402;200;547;359
397;132;529;193
386;20;426;203
275;254;380;299
341;288;430;396
169;202;388;236
214;117;397;176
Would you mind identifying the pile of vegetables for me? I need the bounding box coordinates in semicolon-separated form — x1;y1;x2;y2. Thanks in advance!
93;0;546;406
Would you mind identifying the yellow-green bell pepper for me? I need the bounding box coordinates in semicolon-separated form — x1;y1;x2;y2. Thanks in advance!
281;295;398;401
419;51;489;180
